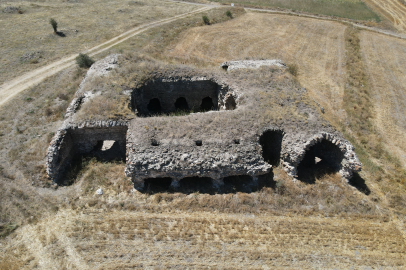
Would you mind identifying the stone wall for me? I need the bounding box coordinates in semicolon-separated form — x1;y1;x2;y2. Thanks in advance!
46;121;128;184
131;77;236;115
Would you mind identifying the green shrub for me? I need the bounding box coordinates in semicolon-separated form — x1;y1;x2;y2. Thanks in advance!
76;53;94;68
49;18;57;33
202;15;210;25
226;10;232;18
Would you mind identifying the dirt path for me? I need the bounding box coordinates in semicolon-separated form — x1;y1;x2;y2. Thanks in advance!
170;0;406;37
0;6;212;108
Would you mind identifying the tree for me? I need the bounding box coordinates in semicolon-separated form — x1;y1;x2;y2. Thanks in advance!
202;15;210;25
226;10;232;18
76;53;94;68
49;18;58;33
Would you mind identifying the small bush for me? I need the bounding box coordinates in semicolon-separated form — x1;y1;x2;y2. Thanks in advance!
226;10;232;18
287;64;298;76
76;53;94;68
49;18;57;33
202;15;210;25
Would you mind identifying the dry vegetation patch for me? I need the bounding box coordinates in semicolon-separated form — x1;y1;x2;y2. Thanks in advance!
1;207;404;269
0;0;200;85
184;0;381;21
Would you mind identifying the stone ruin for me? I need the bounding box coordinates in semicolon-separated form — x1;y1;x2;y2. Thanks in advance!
46;55;362;191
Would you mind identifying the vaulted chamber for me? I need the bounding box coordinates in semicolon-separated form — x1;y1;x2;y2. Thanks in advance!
131;78;237;116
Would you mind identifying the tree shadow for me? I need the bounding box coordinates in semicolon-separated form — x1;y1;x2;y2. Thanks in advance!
348;172;371;195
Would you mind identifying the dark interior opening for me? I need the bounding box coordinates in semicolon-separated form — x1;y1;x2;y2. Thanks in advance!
174;97;189;111
93;140;104;151
225;95;236;110
91;140;125;161
137;172;275;194
200;97;214;111
179;177;214;194
144;177;173;194
223;175;255;193
151;139;159;146
147;98;162;115
259;130;284;166
222;65;228;71
220;173;276;193
297;139;345;184
195;140;202;146
233;139;240;145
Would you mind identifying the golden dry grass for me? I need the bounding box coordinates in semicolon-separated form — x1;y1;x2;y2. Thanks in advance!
0;0;200;85
2;208;405;269
360;31;406;168
207;0;381;21
168;12;348;121
364;0;406;31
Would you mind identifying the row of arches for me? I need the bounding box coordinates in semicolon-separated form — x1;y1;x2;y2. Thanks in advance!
146;96;216;115
142;173;275;194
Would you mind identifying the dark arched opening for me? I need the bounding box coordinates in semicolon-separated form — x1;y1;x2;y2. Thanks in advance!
174;97;189;111
179;177;214;194
200;96;214;111
259;130;284;166
223;175;253;193
147;98;162;115
225;95;236;110
297;139;344;183
144;177;173;194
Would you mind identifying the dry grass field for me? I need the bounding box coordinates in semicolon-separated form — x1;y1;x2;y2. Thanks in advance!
168;12;348;121
0;0;200;85
2;208;405;269
1;2;406;269
364;0;406;31
360;31;406;168
182;0;381;21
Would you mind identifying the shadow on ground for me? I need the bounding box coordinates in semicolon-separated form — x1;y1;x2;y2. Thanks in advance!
348;172;371;195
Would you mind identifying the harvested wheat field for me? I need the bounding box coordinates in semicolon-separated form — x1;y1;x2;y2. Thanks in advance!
3;208;405;269
169;12;348;121
360;31;406;167
364;0;406;31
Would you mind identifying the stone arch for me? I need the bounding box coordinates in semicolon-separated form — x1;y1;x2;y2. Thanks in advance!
200;96;214;111
174;97;189;111
147;98;162;115
259;129;284;167
297;139;344;183
287;133;362;182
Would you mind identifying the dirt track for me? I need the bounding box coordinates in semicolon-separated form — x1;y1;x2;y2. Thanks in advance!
0;6;212;108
